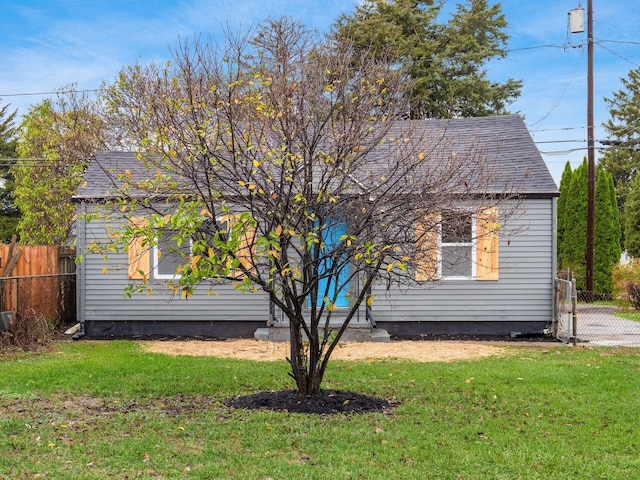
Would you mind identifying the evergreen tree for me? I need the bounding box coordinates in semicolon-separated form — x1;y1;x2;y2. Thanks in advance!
600;66;640;249
0;100;18;158
332;0;522;119
0;99;19;242
557;161;573;270
560;159;588;290
594;168;621;294
624;173;640;258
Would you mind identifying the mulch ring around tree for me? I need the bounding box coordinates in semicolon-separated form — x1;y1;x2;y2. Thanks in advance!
225;389;396;415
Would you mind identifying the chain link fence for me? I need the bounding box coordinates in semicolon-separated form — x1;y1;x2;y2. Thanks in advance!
555;270;640;346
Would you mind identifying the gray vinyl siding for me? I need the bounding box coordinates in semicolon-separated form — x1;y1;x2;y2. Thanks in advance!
369;198;556;325
76;206;269;325
77;198;555;329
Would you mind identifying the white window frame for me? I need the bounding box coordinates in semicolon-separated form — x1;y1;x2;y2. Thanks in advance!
152;231;192;280
438;213;477;280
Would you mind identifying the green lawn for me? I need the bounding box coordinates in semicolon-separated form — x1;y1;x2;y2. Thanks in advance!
1;341;639;479
616;310;640;323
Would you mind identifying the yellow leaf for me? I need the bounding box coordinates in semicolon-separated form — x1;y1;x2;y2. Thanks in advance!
418;152;425;161
386;263;394;272
275;225;283;236
102;266;108;275
367;295;374;307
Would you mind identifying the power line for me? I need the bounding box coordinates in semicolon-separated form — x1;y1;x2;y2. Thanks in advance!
598;39;640;46
595;41;640;68
530;126;586;133
12;1;151;12
505;44;567;53
0;88;100;98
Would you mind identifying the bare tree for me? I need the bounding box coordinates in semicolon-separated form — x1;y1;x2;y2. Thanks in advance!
97;18;514;395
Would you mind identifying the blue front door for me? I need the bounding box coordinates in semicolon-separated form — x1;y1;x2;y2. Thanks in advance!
315;219;350;308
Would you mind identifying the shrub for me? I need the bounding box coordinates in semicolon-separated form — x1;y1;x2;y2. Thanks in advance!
0;309;54;352
612;259;640;309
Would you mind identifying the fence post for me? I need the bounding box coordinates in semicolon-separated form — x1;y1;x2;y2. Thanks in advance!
571;272;578;346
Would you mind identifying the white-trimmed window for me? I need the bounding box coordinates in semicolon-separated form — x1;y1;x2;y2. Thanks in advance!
127;215;256;282
152;231;191;280
415;207;499;282
440;212;474;279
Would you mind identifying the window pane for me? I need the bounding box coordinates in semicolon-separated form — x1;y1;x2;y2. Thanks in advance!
156;233;189;277
442;213;472;243
442;245;472;277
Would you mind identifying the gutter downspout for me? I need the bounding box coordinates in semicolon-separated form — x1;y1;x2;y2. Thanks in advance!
73;201;87;341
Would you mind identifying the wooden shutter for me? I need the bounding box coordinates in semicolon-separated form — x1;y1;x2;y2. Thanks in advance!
415;214;439;281
222;214;256;278
127;217;150;281
476;207;499;281
237;224;256;275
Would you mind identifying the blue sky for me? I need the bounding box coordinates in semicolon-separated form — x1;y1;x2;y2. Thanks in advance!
1;1;639;184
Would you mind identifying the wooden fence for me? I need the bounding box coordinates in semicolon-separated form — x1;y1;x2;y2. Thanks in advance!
0;245;76;326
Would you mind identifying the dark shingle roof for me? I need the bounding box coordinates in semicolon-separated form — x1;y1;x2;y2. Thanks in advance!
74;115;558;200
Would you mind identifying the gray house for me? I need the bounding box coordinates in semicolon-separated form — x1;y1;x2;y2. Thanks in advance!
73;115;558;339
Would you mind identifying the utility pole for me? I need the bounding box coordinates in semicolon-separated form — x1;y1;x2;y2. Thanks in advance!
586;0;595;293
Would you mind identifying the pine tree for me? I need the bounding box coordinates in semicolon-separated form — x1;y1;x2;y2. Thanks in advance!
0;100;17;157
0;99;19;242
600;66;640;249
624;173;640;258
332;0;522;119
557;161;573;270
594;169;621;294
560;159;588;290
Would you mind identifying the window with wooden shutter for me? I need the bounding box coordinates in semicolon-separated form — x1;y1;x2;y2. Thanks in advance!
415;208;499;282
127;218;150;281
415;214;439;281
475;207;499;281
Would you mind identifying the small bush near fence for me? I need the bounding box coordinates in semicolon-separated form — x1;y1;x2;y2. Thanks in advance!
0;274;76;351
613;260;640;309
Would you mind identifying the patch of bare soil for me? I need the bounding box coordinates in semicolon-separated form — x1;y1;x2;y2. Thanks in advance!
226;389;395;414
143;338;551;363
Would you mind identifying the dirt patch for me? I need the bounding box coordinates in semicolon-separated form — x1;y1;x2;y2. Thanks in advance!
143;338;553;362
226;389;395;414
